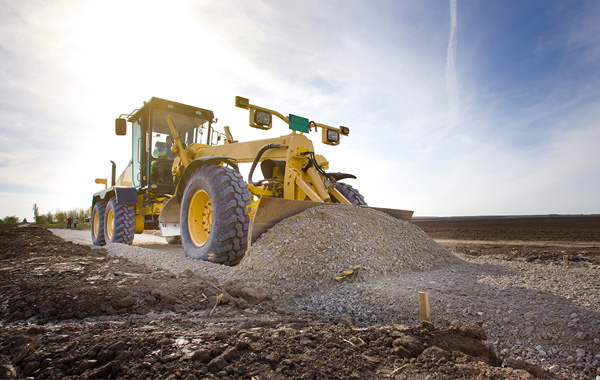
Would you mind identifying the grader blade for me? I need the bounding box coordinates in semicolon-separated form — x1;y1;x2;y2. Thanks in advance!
248;197;414;246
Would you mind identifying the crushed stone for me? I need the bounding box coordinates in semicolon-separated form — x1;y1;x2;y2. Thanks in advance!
239;205;460;299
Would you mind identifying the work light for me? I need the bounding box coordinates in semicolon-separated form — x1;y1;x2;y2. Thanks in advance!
327;129;339;143
255;110;272;126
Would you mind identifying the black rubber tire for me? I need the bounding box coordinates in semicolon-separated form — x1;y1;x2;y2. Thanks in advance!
104;198;135;245
165;236;182;245
332;182;367;206
91;201;107;246
180;165;251;266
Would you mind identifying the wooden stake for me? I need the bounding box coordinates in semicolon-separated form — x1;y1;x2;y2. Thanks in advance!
419;292;431;322
563;255;569;267
208;293;223;317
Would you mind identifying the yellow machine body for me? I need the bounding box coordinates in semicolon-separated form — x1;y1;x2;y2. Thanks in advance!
94;96;413;265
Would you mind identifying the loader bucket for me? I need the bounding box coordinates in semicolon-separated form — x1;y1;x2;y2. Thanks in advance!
248;197;414;246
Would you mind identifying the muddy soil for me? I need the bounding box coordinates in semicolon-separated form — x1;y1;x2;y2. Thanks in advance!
414;216;600;265
413;216;600;242
0;225;556;379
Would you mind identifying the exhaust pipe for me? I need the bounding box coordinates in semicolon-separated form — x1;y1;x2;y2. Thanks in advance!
110;160;116;186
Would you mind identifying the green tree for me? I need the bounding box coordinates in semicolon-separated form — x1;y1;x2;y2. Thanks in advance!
55;209;66;224
33;203;40;223
2;215;19;224
46;211;54;224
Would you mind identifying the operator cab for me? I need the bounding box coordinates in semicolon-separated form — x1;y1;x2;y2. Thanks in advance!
116;97;216;195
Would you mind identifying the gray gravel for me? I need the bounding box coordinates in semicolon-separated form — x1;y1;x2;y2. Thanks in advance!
52;206;600;379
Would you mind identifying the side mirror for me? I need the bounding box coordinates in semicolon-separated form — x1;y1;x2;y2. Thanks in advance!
115;118;127;135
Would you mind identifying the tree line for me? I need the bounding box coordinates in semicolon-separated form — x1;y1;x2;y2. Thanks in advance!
0;204;91;225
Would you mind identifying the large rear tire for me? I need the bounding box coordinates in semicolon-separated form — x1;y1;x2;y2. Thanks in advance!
104;198;135;244
332;182;367;206
91;201;107;246
180;165;251;266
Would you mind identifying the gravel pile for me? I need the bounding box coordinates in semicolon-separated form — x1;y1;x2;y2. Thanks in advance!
239;205;460;298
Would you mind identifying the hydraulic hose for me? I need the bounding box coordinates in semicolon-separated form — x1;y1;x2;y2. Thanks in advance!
301;151;335;182
248;144;287;185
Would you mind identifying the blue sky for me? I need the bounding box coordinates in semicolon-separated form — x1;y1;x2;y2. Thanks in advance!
1;0;599;220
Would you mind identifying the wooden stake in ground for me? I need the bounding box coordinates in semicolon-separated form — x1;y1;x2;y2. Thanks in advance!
419;292;431;322
563;255;569;267
208;293;223;317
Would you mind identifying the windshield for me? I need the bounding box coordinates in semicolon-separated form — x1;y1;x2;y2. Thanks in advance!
151;109;207;139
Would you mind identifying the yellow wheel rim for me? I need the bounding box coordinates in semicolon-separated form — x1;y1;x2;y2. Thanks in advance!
93;210;99;238
106;208;114;240
188;189;212;247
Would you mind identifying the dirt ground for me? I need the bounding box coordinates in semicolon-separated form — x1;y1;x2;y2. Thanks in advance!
2;216;598;379
412;216;600;242
413;216;600;266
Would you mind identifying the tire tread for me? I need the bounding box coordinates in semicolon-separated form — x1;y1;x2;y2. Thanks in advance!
333;182;367;206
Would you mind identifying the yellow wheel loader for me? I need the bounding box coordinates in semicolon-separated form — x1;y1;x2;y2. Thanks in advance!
91;96;413;265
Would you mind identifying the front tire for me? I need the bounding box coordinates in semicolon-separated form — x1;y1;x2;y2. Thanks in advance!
91;201;107;246
180;165;251;266
332;182;367;206
104;198;135;244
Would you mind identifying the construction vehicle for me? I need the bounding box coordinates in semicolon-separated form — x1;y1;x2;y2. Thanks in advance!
91;96;413;265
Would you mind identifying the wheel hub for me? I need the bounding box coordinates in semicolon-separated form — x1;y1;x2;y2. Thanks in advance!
188;189;212;247
106;208;114;239
93;212;99;238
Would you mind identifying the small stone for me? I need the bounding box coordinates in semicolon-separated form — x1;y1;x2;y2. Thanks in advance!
160;353;182;363
132;350;144;359
570;313;578;319
548;365;560;374
576;332;587;340
575;349;586;357
222;347;240;362
117;296;135;308
525;326;535;334
538;350;547;357
191;349;210;363
175;338;189;346
524;312;534;321
140;362;152;370
594;338;600;344
207;356;227;372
